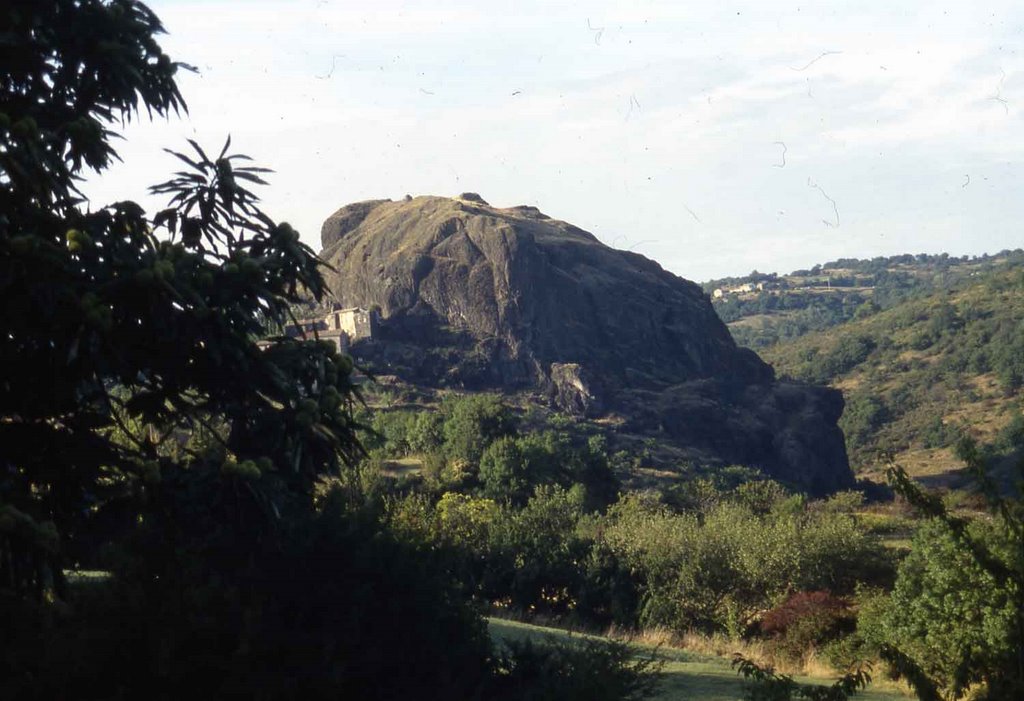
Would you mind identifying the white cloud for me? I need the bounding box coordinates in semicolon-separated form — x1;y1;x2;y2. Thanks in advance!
80;0;1024;280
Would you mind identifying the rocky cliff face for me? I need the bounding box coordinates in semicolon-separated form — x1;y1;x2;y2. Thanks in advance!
319;194;853;494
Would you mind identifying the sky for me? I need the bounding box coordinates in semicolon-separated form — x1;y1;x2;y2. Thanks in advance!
81;0;1024;281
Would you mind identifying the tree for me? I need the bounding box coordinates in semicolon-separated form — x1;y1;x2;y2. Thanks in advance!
0;3;490;697
441;393;515;465
876;520;1016;696
879;441;1024;700
839;394;889;455
1;0;360;601
480;436;529;502
0;2;407;695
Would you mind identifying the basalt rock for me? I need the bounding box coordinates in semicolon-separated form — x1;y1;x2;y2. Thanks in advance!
319;195;854;494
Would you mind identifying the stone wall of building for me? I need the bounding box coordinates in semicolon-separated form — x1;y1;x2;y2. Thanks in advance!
280;307;375;353
335;308;376;340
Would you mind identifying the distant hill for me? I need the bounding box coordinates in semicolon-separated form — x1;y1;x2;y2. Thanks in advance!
705;251;1024;350
316;194;855;494
755;260;1024;480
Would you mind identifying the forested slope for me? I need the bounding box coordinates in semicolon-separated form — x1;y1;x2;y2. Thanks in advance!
708;251;1024;350
759;264;1024;475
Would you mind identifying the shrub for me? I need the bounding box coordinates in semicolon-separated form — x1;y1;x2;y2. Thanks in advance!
996;410;1024;452
489;485;590;615
368;409;418;457
491;636;662;701
839;394;888;453
760;591;855;664
408;410;445;453
919;415;964;449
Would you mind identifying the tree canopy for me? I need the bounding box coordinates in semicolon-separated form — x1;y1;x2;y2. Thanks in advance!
1;0;362;601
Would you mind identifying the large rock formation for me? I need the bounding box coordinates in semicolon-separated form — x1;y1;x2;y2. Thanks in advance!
319;195;853;494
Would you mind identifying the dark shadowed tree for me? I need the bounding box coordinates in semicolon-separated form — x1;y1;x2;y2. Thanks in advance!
0;0;358;601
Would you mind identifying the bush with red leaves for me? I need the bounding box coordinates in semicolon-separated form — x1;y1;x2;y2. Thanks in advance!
760;591;856;663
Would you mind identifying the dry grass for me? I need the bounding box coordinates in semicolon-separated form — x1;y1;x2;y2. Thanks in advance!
608;625;916;697
833;376;863;392
893;447;961;479
491;616;914;699
605;626;819;678
728;313;783;329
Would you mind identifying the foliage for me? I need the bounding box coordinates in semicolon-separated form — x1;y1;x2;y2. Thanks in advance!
360;395;620;510
839;396;888;451
869;520;1016;697
409;409;445;453
664;467;789;514
480;436;531;502
874;442;1024;700
381;469;889;640
489;485;591;613
480;430;619;508
435;491;501;551
491;636;662;701
599;492;890;635
2;489;495;699
363;408;419;456
441;393;516;465
710;251;1024;351
0;0;187;201
715;289;873;349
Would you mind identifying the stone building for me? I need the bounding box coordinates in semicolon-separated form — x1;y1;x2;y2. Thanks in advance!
329;307;378;341
281;306;378;352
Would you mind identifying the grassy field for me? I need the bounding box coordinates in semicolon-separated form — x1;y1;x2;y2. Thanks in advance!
379;456;423;478
488;618;911;701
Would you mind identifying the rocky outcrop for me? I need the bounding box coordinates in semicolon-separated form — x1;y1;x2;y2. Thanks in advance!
618;379;851;494
319;195;854;494
549;362;604;417
320;196;770;387
321;199;391;250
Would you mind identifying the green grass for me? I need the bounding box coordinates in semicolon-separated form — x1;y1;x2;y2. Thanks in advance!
379;456;423;477
488;618;911;701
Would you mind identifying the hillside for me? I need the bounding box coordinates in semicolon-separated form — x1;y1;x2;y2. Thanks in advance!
317;194;854;494
706;251;1024;350
759;263;1024;477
